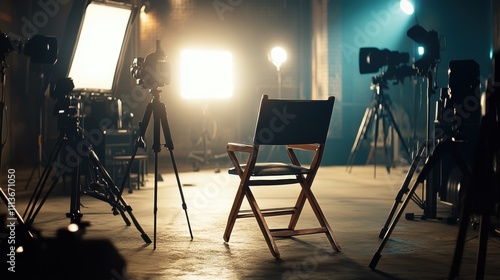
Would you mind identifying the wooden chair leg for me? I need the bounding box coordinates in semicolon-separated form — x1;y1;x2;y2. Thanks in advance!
302;185;341;252
223;185;246;242
288;189;307;230
245;188;281;258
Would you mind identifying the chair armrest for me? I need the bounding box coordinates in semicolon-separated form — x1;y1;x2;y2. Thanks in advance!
227;143;255;153
286;144;323;167
226;143;258;177
287;144;320;151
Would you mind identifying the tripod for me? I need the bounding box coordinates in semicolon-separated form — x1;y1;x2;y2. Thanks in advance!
369;61;483;272
116;87;193;249
369;137;471;270
22;97;151;244
346;78;411;177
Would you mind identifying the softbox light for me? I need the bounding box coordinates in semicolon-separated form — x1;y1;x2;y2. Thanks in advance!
180;49;233;99
68;2;134;92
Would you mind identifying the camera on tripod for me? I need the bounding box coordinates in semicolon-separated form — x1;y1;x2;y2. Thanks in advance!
0;31;57;64
130;40;170;90
359;47;417;85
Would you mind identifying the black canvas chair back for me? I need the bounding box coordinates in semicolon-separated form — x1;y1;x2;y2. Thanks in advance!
223;94;341;258
253;95;334;145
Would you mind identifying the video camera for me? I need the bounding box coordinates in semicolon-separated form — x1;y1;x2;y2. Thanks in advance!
359;47;417;85
0;31;57;64
359;48;409;74
130;40;170;90
358;24;440;83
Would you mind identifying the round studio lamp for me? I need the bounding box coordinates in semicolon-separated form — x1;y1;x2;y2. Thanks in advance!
270;46;287;71
269;46;287;98
400;0;414;15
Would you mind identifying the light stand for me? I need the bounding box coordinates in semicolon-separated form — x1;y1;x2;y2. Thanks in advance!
270;46;287;98
266;47;287;161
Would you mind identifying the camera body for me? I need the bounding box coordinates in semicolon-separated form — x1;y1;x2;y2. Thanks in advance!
359;47;410;74
130;40;170;90
359;47;417;86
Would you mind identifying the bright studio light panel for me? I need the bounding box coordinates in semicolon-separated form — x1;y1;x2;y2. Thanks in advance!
180;49;233;99
68;3;132;91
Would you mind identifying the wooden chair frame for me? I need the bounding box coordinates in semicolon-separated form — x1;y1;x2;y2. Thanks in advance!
223;95;341;258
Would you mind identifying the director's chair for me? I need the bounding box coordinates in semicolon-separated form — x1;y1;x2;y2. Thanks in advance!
223;94;341;258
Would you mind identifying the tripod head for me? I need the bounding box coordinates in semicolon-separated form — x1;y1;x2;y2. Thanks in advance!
149;87;163;101
371;64;418;89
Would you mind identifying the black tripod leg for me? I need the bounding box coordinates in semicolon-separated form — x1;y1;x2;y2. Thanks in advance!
24;135;64;220
475;214;489;280
383;100;411;161
88;149;152;244
86;150;131;226
381;111;391;173
159;103;193;240
67;154;82;224
24;160;41;190
116;103;153;202
347;102;376;172
448;183;473;279
379;143;426;238
370;141;447;270
373;106;380;178
107;102;153;244
447;145;476;279
1;187;34;240
168;148;194;239
152;105;163;249
26;130;84;226
25;165;68;227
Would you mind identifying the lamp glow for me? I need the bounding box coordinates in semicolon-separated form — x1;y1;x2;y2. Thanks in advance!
400;0;414;15
180;49;233;99
68;3;132;91
270;46;287;70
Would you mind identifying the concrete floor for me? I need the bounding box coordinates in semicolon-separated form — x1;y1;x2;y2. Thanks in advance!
2;164;500;279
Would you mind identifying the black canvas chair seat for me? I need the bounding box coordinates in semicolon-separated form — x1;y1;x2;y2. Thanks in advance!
223;94;341;258
228;162;311;176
